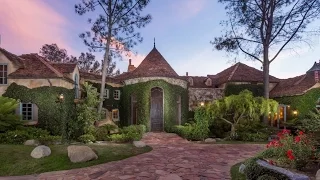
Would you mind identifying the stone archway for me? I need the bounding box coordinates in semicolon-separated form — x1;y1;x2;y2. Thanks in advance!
150;87;163;131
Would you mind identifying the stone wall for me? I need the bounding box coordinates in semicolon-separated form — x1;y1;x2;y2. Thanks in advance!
188;88;224;110
124;77;188;89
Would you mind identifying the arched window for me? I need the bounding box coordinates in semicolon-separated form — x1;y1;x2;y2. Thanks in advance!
188;77;194;86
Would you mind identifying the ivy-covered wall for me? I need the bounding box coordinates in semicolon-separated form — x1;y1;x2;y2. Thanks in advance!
89;82;122;111
225;84;264;97
3;83;76;135
120;80;188;131
274;88;320;118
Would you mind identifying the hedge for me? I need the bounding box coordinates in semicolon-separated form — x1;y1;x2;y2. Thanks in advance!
225;84;264;97
3;83;76;135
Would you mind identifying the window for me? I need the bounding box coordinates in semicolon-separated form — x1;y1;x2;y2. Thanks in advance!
104;89;109;99
114;90;120;100
21;103;32;121
112;109;119;121
0;64;8;85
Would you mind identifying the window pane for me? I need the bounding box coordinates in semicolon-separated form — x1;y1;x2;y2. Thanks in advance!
4;78;7;84
0;78;2;84
0;65;3;71
4;65;7;71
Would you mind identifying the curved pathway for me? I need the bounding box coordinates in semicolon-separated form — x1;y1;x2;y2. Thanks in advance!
1;133;264;180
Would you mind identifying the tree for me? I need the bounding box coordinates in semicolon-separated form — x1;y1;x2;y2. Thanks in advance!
206;90;278;138
77;52;100;72
211;0;320;99
75;0;152;113
0;96;21;132
39;44;69;62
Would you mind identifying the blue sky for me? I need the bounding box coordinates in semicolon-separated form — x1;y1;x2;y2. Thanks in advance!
0;0;319;79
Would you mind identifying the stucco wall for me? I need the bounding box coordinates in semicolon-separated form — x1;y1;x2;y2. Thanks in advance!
124;77;188;89
0;78;74;96
188;88;224;110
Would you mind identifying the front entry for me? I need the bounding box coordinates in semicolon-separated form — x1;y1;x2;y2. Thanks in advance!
150;87;163;131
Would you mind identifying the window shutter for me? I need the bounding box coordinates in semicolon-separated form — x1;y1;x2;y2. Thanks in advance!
32;104;39;121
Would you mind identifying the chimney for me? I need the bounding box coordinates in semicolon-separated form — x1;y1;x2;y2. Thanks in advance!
315;71;319;82
127;59;136;72
186;72;188;76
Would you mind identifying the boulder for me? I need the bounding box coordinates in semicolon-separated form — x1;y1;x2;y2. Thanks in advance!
316;169;320;180
67;145;98;163
158;174;182;180
133;141;146;148
204;138;216;143
24;139;39;146
239;164;246;174
31;145;51;158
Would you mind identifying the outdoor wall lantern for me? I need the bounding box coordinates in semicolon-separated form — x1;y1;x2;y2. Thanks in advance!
200;102;205;106
293;110;298;116
56;93;64;103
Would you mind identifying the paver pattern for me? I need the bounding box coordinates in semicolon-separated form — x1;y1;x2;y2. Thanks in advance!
1;133;264;180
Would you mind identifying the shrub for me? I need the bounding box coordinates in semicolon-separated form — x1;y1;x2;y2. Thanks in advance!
262;129;318;170
206;90;278;139
0;130;30;144
121;125;145;141
38;135;61;145
209;119;231;138
94;124;117;141
18;127;50;139
78;134;96;143
257;174;278;180
110;133;129;143
238;132;269;142
172;123;195;140
244;158;289;180
236;122;275;142
0;96;22;133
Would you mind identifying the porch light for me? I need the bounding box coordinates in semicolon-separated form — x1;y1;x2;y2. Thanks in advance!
200;102;205;106
59;94;64;101
293;110;298;115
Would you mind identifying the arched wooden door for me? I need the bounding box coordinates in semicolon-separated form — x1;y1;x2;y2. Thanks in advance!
150;87;163;131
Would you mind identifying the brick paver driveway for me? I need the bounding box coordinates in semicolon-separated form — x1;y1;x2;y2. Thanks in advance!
1;133;264;180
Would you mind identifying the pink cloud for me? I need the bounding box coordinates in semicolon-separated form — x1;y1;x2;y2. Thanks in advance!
0;0;73;55
172;0;207;20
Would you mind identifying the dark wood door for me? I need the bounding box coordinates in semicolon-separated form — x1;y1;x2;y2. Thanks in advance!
150;87;163;131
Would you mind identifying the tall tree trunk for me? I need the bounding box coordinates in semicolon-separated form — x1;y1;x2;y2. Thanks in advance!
263;47;270;124
230;124;236;140
98;38;111;114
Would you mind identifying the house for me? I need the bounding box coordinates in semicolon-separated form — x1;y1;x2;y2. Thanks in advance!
0;48;80;126
1;45;320;132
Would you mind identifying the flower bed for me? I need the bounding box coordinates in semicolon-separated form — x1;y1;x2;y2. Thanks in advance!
242;129;320;179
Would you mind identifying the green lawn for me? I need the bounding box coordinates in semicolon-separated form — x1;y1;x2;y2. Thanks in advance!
230;162;246;180
0;144;152;176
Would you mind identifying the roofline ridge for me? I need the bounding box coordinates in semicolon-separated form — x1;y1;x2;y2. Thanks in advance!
228;63;240;81
35;55;64;77
293;74;307;85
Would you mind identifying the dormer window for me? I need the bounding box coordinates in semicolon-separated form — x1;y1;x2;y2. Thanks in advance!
188;77;193;86
0;64;8;85
205;78;212;86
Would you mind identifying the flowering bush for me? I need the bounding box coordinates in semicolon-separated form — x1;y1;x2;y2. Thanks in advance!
262;129;318;170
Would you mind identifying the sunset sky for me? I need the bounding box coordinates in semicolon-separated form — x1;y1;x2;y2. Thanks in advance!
0;0;319;78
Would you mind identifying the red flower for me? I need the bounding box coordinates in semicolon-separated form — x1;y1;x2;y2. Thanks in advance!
282;129;291;134
287;149;295;160
294;136;301;143
298;131;304;135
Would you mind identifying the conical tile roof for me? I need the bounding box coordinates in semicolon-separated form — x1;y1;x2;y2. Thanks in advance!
117;47;179;80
